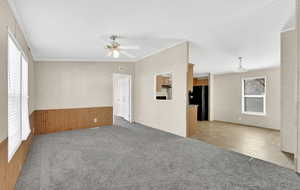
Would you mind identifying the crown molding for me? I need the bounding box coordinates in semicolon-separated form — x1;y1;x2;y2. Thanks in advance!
33;40;187;63
212;65;281;76
135;40;188;62
34;58;136;63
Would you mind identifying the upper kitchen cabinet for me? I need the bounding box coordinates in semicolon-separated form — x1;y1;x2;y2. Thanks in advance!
155;73;173;100
187;64;194;92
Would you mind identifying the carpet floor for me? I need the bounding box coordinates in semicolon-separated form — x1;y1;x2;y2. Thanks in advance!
16;122;300;190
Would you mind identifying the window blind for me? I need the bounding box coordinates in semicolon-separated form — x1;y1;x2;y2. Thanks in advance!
8;34;22;161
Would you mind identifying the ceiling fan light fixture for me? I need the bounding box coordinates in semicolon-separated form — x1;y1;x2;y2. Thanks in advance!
112;49;120;58
103;35;137;59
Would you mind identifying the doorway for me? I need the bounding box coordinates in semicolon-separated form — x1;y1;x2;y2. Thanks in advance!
113;73;132;124
191;77;209;121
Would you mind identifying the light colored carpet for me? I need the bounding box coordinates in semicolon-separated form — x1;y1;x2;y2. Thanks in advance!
16;121;300;190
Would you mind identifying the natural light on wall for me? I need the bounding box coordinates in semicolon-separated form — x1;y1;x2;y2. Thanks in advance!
7;32;31;162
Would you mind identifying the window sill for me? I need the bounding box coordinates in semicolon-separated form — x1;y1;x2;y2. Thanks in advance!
242;112;266;116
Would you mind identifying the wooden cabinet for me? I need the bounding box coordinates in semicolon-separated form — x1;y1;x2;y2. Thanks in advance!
187;64;194;92
156;76;163;92
187;105;198;137
164;77;171;85
156;76;171;92
193;78;208;86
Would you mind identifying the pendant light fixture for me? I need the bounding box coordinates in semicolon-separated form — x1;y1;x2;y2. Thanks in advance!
235;57;248;73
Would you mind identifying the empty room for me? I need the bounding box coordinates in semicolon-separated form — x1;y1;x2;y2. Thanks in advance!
1;0;300;189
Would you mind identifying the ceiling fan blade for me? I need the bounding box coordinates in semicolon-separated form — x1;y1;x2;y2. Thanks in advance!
120;51;135;58
119;45;140;50
100;38;112;46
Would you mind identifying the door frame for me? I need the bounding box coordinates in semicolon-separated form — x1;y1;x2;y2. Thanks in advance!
113;73;133;124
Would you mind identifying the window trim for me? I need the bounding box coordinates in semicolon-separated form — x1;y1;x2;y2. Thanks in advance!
241;76;266;116
21;55;30;140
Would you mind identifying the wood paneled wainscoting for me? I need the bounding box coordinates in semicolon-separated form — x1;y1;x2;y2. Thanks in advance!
34;106;113;135
0;112;35;190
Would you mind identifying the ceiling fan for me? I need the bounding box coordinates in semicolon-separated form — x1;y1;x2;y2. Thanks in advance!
103;35;139;58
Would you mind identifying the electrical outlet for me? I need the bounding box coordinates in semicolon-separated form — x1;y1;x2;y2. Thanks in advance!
93;118;98;123
119;66;126;72
119;66;128;72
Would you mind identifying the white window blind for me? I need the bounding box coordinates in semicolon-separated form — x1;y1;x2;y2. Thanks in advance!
8;34;22;162
21;56;31;140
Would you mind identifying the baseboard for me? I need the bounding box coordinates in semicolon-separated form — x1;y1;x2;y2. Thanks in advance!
0;113;35;190
34;106;113;135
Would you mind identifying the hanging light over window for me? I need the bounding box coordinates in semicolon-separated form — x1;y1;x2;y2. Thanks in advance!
235;57;248;73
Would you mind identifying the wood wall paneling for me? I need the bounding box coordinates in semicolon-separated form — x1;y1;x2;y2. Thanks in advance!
34;106;113;135
0;113;35;190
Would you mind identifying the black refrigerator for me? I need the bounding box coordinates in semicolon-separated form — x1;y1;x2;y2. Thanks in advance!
190;86;209;121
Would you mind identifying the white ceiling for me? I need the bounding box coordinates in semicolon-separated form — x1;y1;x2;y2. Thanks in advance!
9;0;295;74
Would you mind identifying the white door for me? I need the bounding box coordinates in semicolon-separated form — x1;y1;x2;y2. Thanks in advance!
113;74;131;122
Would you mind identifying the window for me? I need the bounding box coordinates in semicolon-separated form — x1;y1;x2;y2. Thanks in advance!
21;56;30;140
155;72;173;100
7;32;31;162
8;34;22;161
242;77;266;116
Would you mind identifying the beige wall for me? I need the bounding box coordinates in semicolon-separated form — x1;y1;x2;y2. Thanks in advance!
213;68;280;130
35;61;134;110
134;42;188;137
281;30;297;154
296;0;300;173
0;0;35;142
208;73;214;121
